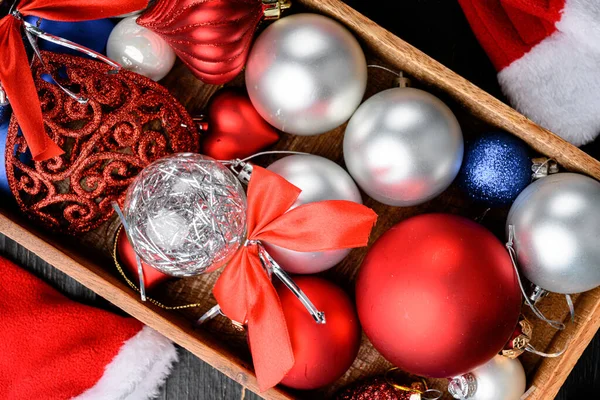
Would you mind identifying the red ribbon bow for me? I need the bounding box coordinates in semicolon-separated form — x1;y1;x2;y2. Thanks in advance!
0;0;147;161
213;166;377;391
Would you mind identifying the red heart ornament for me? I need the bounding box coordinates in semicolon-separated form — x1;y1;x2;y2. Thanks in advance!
116;228;171;291
202;89;279;160
5;52;200;235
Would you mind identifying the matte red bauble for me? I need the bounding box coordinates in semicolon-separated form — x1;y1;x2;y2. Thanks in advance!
116;229;171;291
356;214;521;378
278;277;361;390
5;52;199;234
137;0;285;84
201;89;279;160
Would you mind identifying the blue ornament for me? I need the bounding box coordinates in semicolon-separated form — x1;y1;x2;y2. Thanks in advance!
0;119;11;197
0;105;10;124
24;17;115;56
457;132;532;207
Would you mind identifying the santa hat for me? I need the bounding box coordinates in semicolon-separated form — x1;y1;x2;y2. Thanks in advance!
0;256;178;400
458;0;600;146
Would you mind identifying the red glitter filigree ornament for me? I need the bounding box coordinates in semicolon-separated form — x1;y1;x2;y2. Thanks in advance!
137;0;291;84
5;52;199;234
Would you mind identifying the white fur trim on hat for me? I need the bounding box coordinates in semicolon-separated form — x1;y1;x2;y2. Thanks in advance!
499;0;600;146
73;327;178;400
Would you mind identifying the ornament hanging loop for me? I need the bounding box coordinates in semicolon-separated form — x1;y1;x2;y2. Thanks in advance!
367;64;411;88
506;225;573;330
16;14;122;104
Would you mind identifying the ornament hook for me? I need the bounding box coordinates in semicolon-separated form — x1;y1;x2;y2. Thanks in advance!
367;64;411;87
112;202;147;302
506;225;571;330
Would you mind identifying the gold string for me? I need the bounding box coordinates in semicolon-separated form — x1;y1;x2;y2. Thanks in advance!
112;226;205;310
384;368;428;393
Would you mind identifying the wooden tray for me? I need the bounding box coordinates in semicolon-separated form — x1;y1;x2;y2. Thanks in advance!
2;1;600;399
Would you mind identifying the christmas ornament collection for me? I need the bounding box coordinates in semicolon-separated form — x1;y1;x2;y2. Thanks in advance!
0;0;598;399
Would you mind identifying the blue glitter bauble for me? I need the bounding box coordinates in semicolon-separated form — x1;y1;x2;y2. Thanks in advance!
0;119;11;197
457;132;532;207
24;17;115;56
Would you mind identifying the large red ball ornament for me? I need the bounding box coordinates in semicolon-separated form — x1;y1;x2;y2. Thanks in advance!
356;214;521;378
278;277;361;390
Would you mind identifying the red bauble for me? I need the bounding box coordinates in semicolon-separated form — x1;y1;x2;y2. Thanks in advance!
278;277;361;390
116;229;171;291
356;214;521;378
137;0;264;84
201;89;279;160
5;52;199;234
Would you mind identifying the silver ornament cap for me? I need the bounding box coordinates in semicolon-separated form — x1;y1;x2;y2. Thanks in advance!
246;13;367;136
264;154;362;274
507;172;600;294
343;87;463;206
449;355;526;400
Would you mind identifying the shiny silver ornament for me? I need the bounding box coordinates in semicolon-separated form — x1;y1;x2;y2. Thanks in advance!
507;172;600;294
263;155;362;274
449;355;526;400
107;16;176;81
123;153;247;277
343;87;463;206
245;13;367;136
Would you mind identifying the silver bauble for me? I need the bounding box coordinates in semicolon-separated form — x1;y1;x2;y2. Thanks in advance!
245;13;367;136
263;155;362;274
507;173;600;294
123;154;247;277
450;356;526;400
107;16;176;81
343;87;463;206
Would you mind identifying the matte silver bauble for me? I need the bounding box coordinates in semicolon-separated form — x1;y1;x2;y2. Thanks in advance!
507;173;600;294
449;355;526;400
245;13;367;136
107;16;176;81
343;87;463;206
263;155;362;274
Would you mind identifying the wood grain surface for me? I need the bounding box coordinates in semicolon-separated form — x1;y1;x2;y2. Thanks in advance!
0;0;599;399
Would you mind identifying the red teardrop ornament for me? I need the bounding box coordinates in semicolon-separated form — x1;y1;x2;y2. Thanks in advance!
202;89;279;160
5;52;200;235
137;0;265;84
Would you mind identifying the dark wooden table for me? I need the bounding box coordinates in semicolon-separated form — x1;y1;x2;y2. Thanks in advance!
1;1;596;399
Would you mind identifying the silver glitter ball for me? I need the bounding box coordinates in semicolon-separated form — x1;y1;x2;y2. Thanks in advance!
507;173;600;294
343;87;464;206
123;153;247;277
246;13;367;136
263;155;362;274
450;356;526;400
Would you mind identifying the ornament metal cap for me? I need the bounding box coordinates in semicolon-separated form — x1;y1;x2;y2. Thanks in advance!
0;84;7;106
262;0;291;20
448;373;477;400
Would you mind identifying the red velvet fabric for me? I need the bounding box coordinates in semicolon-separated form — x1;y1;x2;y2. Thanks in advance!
0;256;142;400
213;166;377;391
0;0;147;160
457;0;564;70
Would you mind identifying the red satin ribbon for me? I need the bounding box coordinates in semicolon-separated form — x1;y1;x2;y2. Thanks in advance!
213;166;377;391
0;0;147;161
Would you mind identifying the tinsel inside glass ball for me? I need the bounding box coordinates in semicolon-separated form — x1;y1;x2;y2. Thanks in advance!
457;132;531;207
123;153;247;276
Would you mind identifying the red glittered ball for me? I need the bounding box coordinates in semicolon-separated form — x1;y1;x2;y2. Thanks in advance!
116;229;171;291
278;277;361;390
356;214;521;378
